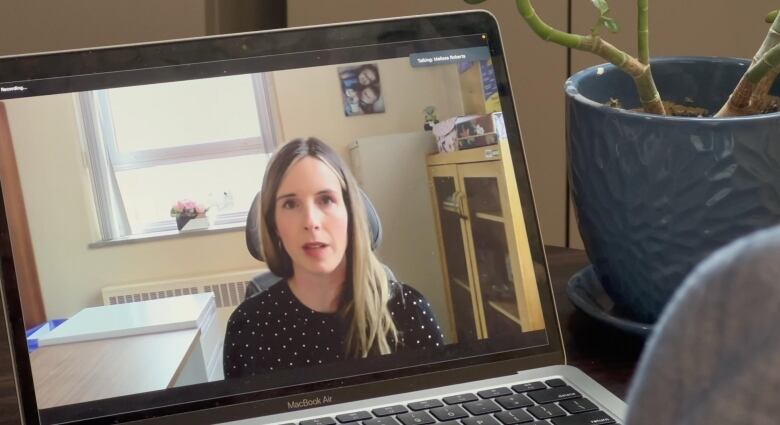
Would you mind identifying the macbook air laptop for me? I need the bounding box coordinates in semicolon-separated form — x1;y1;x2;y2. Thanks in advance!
0;10;626;425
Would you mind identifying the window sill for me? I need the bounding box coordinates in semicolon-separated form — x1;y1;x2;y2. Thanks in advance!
88;222;245;249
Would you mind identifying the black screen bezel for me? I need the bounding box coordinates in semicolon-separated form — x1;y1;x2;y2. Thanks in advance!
0;10;564;424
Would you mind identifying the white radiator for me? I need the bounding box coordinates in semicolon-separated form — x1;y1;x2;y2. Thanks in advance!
101;269;267;309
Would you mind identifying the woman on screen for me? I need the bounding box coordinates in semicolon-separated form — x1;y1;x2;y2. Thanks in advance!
223;137;443;378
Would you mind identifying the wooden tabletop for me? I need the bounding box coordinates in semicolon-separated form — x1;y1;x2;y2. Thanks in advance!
544;246;646;399
0;246;644;424
0;319;18;425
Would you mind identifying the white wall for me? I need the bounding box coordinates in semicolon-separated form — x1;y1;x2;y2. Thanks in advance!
4;95;262;319
272;58;464;158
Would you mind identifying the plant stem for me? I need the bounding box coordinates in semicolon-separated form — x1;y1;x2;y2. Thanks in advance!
746;43;780;84
748;13;780;112
515;0;666;115
749;67;780;112
585;37;665;114
753;12;780;65
717;43;780;117
717;12;780;116
638;0;650;65
514;0;582;48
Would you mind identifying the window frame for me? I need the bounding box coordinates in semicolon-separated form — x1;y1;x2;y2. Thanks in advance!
81;73;277;241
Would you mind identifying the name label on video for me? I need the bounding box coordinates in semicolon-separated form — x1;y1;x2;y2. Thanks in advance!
409;47;490;68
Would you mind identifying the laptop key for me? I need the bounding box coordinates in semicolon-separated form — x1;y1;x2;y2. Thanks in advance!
372;405;408;417
560;398;598;414
362;418;401;425
462;415;502;425
301;418;336;425
528;403;567;420
511;381;546;393
494;409;535;424
443;393;479;404
526;386;581;404
495;394;534;410
407;399;443;411
477;387;513;399
463;399;502;415
550;410;615;425
336;411;372;423
545;378;566;388
396;411;435;425
429;405;468;421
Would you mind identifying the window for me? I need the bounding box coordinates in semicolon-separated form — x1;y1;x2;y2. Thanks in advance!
80;73;277;241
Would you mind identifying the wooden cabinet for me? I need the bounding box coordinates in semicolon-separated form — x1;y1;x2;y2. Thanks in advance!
427;142;544;342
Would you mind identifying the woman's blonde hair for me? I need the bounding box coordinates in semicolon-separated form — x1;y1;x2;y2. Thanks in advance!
258;137;398;357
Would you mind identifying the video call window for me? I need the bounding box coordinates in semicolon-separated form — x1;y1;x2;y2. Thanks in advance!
1;47;548;422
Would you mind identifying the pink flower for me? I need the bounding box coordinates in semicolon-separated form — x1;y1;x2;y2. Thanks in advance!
171;198;208;218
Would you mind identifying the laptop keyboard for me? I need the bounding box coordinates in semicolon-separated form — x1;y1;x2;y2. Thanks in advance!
290;378;618;425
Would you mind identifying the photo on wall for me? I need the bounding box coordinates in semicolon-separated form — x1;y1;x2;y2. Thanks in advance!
338;63;385;116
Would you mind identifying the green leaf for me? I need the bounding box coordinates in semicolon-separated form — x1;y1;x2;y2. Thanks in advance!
600;16;620;33
463;0;487;4
591;0;610;14
766;10;779;24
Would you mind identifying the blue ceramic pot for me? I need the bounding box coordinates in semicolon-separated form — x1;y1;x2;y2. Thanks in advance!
566;57;780;323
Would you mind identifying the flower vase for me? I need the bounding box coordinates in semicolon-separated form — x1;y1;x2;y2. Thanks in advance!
176;215;192;231
176;215;212;232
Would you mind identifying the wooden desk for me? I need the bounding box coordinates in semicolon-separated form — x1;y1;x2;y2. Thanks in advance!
30;328;202;409
544;246;646;398
35;293;215;347
0;246;643;424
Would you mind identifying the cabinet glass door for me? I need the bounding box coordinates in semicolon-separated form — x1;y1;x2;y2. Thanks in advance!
429;166;479;342
460;162;524;338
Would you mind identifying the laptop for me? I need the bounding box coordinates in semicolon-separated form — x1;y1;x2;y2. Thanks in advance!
0;10;626;425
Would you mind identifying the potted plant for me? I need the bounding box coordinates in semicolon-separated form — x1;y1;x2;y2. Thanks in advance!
423;105;440;130
465;0;780;327
170;199;212;232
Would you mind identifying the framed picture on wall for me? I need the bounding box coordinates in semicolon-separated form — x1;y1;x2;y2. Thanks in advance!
338;63;385;116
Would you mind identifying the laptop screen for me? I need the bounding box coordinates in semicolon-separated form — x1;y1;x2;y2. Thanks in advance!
0;12;562;424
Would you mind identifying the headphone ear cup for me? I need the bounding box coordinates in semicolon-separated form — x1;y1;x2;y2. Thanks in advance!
359;188;382;251
245;191;264;261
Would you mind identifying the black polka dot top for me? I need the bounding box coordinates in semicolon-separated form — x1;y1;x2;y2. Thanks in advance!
223;280;445;379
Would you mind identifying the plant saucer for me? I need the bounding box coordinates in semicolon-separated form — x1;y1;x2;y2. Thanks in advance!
566;265;654;337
